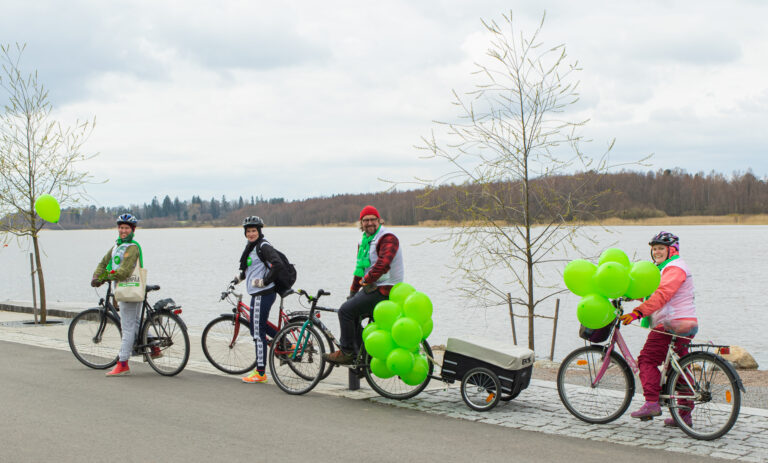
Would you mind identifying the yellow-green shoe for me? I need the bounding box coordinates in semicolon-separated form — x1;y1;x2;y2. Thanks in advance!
242;370;267;384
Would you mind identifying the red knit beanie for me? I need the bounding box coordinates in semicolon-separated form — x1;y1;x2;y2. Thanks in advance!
359;205;380;220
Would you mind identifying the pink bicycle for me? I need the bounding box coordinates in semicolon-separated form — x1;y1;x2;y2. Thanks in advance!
556;299;744;440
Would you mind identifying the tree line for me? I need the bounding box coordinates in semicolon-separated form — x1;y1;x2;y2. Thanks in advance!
52;168;768;229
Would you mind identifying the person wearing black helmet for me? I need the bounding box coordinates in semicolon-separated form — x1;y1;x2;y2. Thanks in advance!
231;216;283;384
91;213;146;377
619;231;698;427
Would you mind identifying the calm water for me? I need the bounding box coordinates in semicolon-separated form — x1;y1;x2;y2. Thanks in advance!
1;225;765;366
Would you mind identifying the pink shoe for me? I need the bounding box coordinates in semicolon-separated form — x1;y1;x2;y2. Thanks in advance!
630;401;662;420
664;412;692;427
106;361;130;377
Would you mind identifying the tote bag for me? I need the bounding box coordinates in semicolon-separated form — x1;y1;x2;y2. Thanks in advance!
115;260;147;302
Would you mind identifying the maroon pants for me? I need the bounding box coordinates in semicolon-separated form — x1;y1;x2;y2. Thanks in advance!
638;330;692;402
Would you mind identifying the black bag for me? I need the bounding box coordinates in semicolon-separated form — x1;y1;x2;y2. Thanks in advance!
256;242;297;295
579;324;612;343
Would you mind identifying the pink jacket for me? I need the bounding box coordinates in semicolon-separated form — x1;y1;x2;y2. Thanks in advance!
635;257;697;333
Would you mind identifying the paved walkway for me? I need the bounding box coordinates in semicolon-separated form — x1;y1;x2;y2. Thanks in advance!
1;310;766;461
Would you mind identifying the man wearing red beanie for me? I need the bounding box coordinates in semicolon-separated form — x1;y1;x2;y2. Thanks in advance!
323;205;404;364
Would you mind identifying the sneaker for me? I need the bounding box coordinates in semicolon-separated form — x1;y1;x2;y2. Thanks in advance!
630;401;662;420
322;349;354;365
106;361;130;377
664;412;693;427
242;370;267;384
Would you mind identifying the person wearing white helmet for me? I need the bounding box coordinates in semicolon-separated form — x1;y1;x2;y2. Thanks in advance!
91;213;145;377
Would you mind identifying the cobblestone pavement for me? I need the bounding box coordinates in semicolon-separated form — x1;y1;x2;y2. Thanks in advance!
2;313;767;461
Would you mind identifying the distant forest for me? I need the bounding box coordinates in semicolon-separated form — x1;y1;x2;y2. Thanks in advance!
56;169;768;229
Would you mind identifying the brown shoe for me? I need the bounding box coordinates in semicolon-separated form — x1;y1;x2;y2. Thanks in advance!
323;350;354;365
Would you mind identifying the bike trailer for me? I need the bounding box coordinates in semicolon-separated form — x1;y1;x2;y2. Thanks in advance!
442;336;535;398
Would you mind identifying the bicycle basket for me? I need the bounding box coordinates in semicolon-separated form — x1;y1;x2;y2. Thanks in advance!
579;324;611;343
153;298;178;311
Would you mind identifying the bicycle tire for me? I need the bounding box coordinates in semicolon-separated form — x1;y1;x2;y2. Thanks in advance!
143;312;190;376
557;345;634;424
665;352;741;440
461;367;501;412
202;315;257;375
68;308;122;369
269;322;326;395
364;340;434;400
289;315;336;380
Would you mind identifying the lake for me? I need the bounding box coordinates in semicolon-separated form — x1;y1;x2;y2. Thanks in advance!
1;225;765;367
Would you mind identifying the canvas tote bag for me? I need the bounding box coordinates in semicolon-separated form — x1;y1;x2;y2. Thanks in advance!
115;259;147;302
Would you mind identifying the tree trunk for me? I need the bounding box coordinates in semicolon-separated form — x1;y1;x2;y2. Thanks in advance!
32;234;47;324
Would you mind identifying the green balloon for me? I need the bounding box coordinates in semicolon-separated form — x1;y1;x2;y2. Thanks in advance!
592;262;630;298
420;319;433;340
34;194;61;223
389;282;416;306
624;261;661;299
364;330;396;360
386;348;415;376
598;248;631;270
563;259;597;296
373;300;402;331
401;354;429;385
391;317;422;350
576;294;616;329
403;292;433;324
370;357;396;379
362;322;379;342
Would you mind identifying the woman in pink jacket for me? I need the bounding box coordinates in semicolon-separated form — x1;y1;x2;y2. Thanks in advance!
619;231;698;426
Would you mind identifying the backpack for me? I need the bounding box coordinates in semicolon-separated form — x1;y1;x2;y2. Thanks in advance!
256;241;297;296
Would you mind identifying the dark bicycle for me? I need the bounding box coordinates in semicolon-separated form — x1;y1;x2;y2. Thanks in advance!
68;281;190;376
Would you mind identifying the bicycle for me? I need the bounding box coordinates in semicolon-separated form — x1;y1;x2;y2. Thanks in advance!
68;282;191;376
268;289;434;399
556;299;744;440
201;284;335;377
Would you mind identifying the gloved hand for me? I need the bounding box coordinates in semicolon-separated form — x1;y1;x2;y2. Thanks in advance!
90;278;102;288
251;278;264;288
363;284;378;294
620;310;642;325
231;274;243;285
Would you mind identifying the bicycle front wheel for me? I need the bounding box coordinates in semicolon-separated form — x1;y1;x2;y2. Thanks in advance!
557;346;634;424
666;352;741;440
269;322;325;395
364;340;434;400
68;308;122;369
288;315;336;380
202;315;257;374
142;312;190;376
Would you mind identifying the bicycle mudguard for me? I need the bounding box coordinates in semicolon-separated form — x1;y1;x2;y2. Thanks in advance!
679;351;746;392
155;309;188;331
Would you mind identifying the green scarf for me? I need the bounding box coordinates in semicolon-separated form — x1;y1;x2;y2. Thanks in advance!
113;234;144;268
656;254;679;271
354;225;380;277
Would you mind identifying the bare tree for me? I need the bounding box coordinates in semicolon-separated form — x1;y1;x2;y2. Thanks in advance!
0;43;96;323
418;13;641;350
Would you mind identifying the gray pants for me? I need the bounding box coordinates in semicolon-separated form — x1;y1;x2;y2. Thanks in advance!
118;301;142;362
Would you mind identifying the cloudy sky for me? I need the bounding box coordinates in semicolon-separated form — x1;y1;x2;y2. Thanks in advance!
2;1;766;207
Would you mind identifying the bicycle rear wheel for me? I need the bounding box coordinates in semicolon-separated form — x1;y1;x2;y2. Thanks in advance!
142;312;190;376
68;308;122;369
202;315;257;374
269;322;325;395
666;352;741;440
557;346;634;424
364;340;434;400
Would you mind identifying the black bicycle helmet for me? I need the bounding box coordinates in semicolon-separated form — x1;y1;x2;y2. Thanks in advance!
242;216;264;229
116;213;138;229
649;231;679;249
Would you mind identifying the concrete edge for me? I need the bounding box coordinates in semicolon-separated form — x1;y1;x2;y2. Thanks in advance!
0;304;80;319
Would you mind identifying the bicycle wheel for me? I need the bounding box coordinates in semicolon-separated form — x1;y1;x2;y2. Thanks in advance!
557;346;634;424
142;312;190;376
364;340;434;400
202;315;257;374
461;367;501;411
68;308;122;369
269;322;325;395
289;315;336;380
665;352;741;440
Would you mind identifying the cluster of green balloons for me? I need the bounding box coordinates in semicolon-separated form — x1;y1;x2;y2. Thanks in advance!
563;248;661;329
34;194;61;223
363;282;434;385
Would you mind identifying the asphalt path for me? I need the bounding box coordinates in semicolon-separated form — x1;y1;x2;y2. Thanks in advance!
0;341;730;463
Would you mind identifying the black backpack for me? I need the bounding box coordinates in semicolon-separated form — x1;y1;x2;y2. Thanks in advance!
256;241;297;295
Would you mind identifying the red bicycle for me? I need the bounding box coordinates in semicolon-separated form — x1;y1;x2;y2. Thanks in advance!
201;284;335;376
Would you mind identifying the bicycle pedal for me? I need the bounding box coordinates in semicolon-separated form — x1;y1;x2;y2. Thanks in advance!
639;416;654;422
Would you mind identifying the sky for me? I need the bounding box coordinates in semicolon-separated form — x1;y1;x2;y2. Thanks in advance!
2;0;767;208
